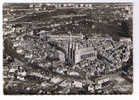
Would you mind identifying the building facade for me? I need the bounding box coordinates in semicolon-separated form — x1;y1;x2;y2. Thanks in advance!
67;41;97;65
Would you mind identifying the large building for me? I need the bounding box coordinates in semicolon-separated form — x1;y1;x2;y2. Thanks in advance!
47;34;83;41
67;41;97;65
46;34;97;65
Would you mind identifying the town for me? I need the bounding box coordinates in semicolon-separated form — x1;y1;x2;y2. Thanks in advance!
3;3;133;95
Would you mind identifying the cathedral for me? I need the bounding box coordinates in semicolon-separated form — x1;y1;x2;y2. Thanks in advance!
67;40;97;65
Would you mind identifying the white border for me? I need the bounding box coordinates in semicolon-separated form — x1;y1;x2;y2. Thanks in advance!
0;0;139;99
133;0;139;95
1;0;134;3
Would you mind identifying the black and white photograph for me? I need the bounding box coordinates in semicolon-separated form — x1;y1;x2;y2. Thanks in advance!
3;3;133;95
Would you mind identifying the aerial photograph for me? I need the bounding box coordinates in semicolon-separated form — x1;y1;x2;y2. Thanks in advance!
3;3;133;95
